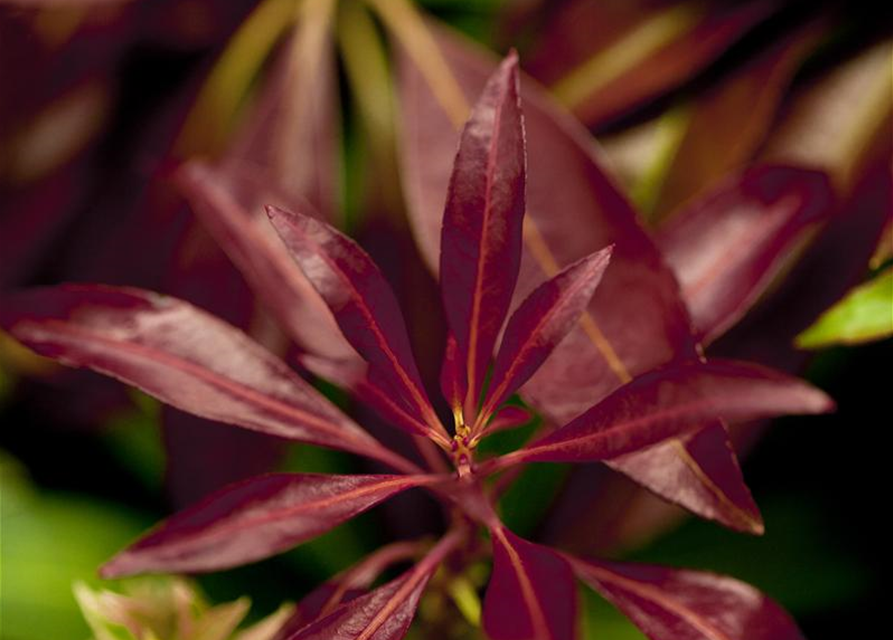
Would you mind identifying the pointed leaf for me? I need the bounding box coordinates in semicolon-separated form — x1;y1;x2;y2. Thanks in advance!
266;205;443;438
439;51;526;408
481;247;612;423
101;474;435;576
176;161;356;360
483;526;577;640
494;360;832;468
796;267;893;348
658;166;834;343
439;333;467;417
487;405;534;435
0;285;409;468
571;556;806;640
285;532;460;640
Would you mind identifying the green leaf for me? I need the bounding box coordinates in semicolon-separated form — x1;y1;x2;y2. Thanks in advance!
796;267;893;348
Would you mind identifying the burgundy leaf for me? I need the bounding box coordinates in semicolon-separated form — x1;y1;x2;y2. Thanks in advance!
278;541;424;636
285;531;461;640
480;247;612;426
0;285;414;470
487;405;534;435
176;161;356;360
483;525;577;640
658;165;834;343
439;332;467;417
492;360;832;469
570;556;806;640
439;51;526;411
266;205;446;443
526;0;777;127
101;473;437;576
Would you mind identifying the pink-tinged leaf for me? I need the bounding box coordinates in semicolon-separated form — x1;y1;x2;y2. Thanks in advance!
266;205;445;441
392;20;780;532
480;247;612;425
300;355;435;440
101;473;436;576
0;285;415;469
176;161;356;361
526;0;777;127
285;531;461;640
492;360;832;469
658;165;835;344
570;556;806;640
439;51;526;409
278;541;423;635
487;405;534;435
483;526;577;640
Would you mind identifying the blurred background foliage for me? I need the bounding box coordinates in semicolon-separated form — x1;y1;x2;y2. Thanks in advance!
1;0;890;638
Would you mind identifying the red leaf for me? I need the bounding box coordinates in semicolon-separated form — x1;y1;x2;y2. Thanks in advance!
439;332;467;417
439;51;526;410
480;247;612;428
658;165;835;344
101;473;437;576
176;161;357;360
266;205;446;443
483;526;577;640
486;405;534;435
570;556;806;640
0;285;414;470
285;531;461;640
492;360;832;469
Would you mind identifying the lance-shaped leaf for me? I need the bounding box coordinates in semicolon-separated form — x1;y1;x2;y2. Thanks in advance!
0;285;413;469
796;267;893;348
266;205;444;439
439;51;526;409
176;161;356;361
480;247;612;425
526;0;777;127
483;525;577;640
101;473;437;576
439;333;467;418
491;360;832;469
285;531;460;640
571;556;806;640
657;165;835;344
487;405;534;435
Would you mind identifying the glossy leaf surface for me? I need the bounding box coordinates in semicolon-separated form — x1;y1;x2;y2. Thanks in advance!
439;51;526;408
176;161;355;360
572;556;806;640
483;526;576;640
266;205;442;438
101;474;434;576
495;360;832;468
482;247;612;423
796;267;893;348
0;286;395;461
658;165;835;343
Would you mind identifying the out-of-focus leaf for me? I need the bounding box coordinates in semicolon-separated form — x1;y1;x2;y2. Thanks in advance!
392;18;762;532
650;23;824;216
526;0;777;127
101;473;438;576
177;162;356;361
481;248;612;426
795;267;893;348
870;215;893;269
657;165;835;343
266;205;447;443
482;525;577;640
491;360;832;469
439;51;526;413
571;556;806;640
761;39;893;194
0;286;414;470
